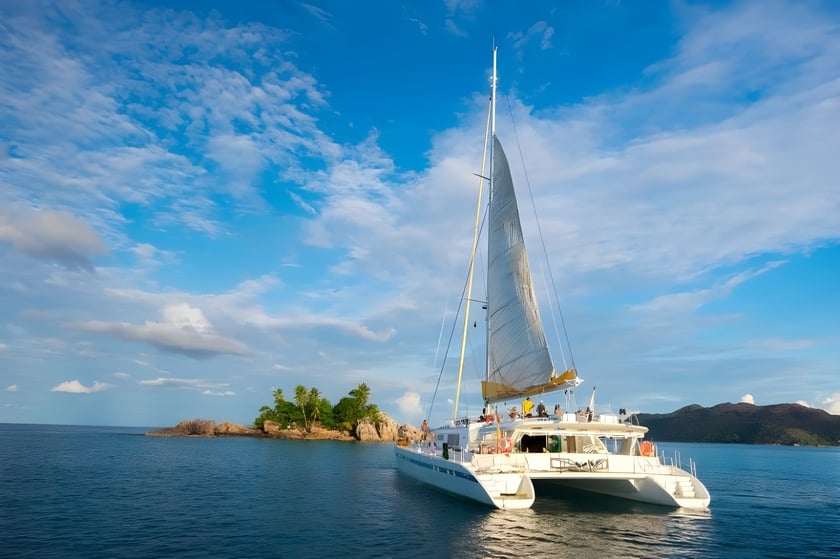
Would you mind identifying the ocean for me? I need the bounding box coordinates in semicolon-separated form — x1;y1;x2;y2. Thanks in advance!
0;424;837;558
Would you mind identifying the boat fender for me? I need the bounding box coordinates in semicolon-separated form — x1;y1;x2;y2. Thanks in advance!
640;440;655;457
501;436;514;454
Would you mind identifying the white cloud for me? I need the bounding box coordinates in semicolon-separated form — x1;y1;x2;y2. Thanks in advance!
740;394;755;405
6;384;19;392
162;303;213;333
509;21;555;58
71;303;247;358
113;372;130;379
51;380;112;394
631;262;784;315
301;3;332;26
821;392;840;414
405;18;428;35
396;391;423;419
744;338;814;351
130;243;178;269
0;209;106;271
139;377;233;396
202;389;236;397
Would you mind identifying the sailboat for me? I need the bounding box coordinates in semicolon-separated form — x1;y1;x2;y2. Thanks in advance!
394;48;711;510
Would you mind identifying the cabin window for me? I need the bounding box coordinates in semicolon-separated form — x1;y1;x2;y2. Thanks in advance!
519;434;549;453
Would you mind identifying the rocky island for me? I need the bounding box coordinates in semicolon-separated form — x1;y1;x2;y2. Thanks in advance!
146;414;422;442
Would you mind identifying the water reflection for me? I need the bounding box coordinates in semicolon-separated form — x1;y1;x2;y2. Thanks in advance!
465;494;713;559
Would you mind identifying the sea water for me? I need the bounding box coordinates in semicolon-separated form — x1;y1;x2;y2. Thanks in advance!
0;424;837;558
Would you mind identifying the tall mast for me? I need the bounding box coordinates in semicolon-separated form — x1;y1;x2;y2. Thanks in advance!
486;46;497;389
491;46;497;137
452;49;494;421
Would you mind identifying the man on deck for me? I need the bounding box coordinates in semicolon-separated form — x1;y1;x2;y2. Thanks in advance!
522;396;534;417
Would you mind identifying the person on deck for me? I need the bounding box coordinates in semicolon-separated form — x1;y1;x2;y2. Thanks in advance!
537;400;547;417
522;396;534;417
554;404;563;416
421;419;429;441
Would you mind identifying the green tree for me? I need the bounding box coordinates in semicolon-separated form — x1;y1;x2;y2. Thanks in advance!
254;387;300;429
294;385;310;431
308;387;322;424
256;383;378;433
315;397;336;429
333;383;381;431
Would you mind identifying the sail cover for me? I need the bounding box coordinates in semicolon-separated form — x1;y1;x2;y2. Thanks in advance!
482;136;559;402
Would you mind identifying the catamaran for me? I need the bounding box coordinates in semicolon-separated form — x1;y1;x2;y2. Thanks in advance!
395;48;711;510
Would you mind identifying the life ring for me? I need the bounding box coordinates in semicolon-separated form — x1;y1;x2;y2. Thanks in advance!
639;440;655;457
500;436;514;454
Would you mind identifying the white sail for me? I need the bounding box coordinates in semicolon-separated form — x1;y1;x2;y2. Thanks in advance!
482;136;566;402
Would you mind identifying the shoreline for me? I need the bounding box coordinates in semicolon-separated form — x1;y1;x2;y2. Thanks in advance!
145;417;420;443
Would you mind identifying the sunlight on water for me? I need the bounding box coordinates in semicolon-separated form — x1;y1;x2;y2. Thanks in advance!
460;496;714;559
1;427;838;558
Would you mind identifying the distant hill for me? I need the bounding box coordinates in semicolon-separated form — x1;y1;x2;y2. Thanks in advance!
635;402;840;446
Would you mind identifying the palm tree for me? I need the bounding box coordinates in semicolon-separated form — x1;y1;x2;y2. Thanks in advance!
308;387;321;425
294;385;309;431
349;383;370;408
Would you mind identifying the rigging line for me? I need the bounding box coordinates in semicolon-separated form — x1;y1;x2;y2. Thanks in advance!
432;273;454;371
430;94;493;422
426;248;479;422
504;95;577;372
453;83;493;420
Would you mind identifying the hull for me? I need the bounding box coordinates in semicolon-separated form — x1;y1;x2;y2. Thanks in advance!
530;469;711;509
423;415;711;510
516;449;711;509
394;443;535;510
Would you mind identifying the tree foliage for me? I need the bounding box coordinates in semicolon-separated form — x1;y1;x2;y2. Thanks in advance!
254;388;299;429
254;382;379;433
333;382;381;432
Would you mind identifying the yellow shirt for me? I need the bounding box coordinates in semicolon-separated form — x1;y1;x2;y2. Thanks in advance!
522;398;534;415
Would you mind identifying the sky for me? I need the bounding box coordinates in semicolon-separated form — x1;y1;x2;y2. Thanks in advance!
1;0;838;428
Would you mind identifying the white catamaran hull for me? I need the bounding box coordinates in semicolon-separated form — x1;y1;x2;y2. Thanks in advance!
428;416;711;510
394;443;535;510
527;463;711;509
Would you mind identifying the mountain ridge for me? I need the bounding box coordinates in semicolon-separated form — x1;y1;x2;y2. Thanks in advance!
635;402;840;446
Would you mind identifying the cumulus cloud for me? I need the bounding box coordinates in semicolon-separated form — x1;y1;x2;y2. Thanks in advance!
6;384;19;392
821;392;840;414
202;389;236;397
139;377;234;396
396;391;423;420
740;394;755;405
51;380;112;394
0;210;106;271
72;303;247;358
251;314;396;342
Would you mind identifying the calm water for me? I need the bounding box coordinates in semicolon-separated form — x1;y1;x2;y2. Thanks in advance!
1;424;838;558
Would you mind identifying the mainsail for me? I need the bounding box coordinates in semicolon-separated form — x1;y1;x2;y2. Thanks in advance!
481;137;576;402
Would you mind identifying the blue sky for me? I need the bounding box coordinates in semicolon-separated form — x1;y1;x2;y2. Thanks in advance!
1;0;838;428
